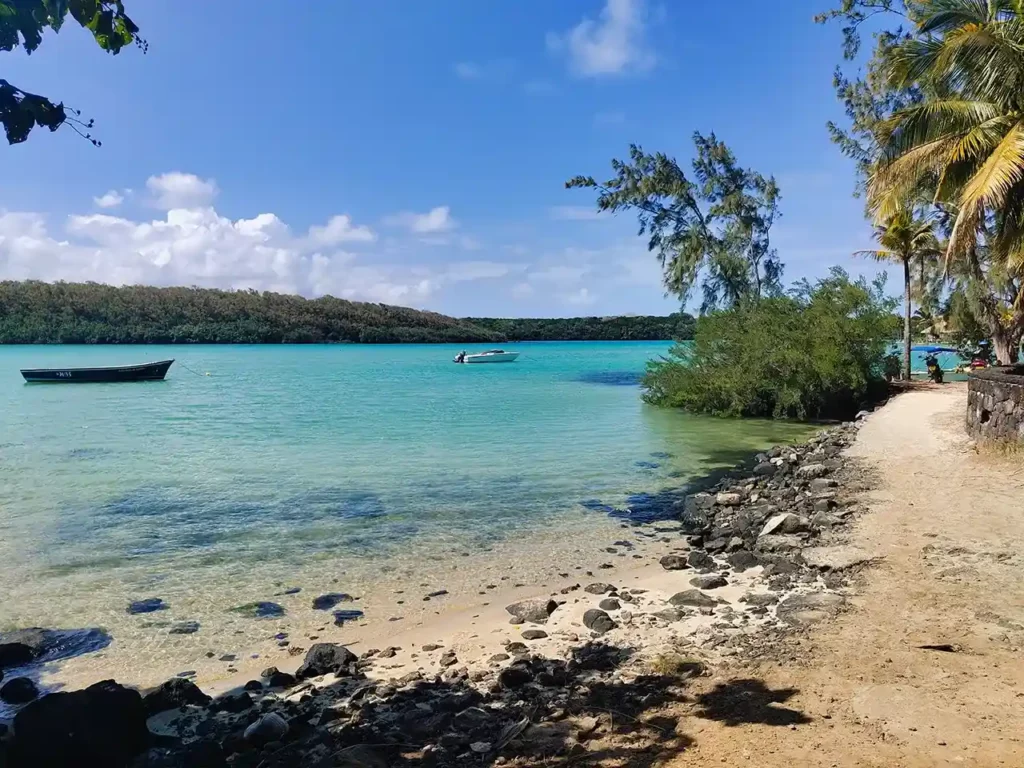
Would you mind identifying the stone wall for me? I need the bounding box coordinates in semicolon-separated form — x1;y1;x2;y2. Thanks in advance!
966;366;1024;441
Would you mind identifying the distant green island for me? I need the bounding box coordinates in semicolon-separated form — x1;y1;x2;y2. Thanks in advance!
0;281;694;344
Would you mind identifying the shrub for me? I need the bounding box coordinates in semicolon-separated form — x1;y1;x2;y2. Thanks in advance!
642;269;899;419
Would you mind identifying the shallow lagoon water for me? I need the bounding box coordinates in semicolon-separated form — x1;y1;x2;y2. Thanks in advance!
0;342;814;688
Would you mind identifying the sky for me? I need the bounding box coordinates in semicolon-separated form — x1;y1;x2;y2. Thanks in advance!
0;0;884;318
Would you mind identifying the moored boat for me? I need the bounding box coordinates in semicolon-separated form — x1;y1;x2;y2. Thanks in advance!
456;349;519;363
20;359;174;383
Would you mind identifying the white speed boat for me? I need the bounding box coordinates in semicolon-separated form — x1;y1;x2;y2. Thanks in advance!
456;349;519;363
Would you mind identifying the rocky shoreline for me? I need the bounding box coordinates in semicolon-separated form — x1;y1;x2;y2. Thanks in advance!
0;419;872;767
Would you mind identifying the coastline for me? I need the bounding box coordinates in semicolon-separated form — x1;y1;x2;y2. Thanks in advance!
2;400;868;765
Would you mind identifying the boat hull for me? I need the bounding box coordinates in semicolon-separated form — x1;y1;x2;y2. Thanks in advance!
20;360;174;383
464;353;519;363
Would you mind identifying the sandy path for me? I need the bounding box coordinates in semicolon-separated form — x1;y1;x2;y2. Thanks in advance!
665;385;1024;767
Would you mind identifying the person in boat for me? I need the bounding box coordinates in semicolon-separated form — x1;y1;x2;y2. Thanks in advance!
455;351;466;363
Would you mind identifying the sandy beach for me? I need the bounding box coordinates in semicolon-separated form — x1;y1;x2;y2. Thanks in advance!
4;384;1023;767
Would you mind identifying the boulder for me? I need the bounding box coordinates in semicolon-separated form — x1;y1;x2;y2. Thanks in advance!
651;608;686;622
142;678;211;717
228;602;284;619
752;462;777;477
243;712;289;746
296;642;357;679
687;550;715;571
583;583;615;595
215;692;253;713
582;609;616;635
0;643;33;669
809;477;838;492
505;599;558;625
520;629;548;640
598;598;621;611
266;670;296;689
9;679;149;767
727;550;759;571
311;593;353;611
498;666;532;689
127;598;167;615
667;590;717;609
715;492;742;507
760;513;811;537
688;574;727;590
755;534;805;553
796;463;828;479
0;677;38;704
658;555;688;571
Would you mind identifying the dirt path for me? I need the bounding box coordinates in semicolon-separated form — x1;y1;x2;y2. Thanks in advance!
668;385;1024;768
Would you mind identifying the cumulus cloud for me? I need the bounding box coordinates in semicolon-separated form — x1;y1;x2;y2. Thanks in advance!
384;206;456;234
563;287;597;306
307;214;376;245
146;172;219;209
547;0;655;77
94;190;125;209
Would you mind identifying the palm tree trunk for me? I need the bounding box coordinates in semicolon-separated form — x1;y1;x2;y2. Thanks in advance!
903;258;912;380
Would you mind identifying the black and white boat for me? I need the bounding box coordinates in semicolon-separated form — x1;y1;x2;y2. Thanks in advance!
20;359;174;383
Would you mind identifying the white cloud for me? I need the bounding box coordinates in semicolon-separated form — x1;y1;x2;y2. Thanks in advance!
454;61;483;80
307;214;376;245
445;261;517;282
94;190;125;209
511;281;534;299
549;205;607;221
383;206;456;234
146;172;219;209
547;0;655;77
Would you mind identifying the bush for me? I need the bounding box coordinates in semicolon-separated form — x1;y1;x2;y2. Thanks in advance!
642;269;899;419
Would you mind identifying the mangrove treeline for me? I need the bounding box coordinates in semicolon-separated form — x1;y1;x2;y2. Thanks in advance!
0;281;693;344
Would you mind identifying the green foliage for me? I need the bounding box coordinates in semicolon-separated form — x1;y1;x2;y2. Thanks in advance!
464;314;695;342
0;280;691;344
0;281;505;344
0;0;144;145
566;133;782;313
642;269;899;419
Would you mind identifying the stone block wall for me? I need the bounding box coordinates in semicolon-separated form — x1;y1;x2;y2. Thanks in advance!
966;366;1024;441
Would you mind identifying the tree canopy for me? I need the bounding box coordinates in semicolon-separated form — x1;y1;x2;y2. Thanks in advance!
566;133;782;313
0;0;144;145
0;280;692;344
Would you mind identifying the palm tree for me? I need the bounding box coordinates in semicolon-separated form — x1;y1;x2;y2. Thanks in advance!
856;208;942;378
866;0;1024;361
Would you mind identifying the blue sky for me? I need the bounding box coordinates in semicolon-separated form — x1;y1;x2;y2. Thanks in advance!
0;0;882;318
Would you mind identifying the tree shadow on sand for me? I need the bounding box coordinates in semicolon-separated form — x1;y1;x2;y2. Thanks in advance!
693;678;811;727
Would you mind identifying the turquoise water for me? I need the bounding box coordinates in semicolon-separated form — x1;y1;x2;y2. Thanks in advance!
0;342;813;685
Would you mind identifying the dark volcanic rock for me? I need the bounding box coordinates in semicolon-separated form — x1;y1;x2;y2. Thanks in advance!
0;642;33;669
667;590;718;609
498;666;533;689
582;609;616;635
332;609;365;626
583;583;616;595
598;598;621;611
659;555;689;571
214;691;253;713
505;598;558;624
727;550;759;571
229;602;284;619
688;574;727;590
521;629;548;640
752;462;777;476
9;679;148;767
296;642;357;679
168;621;200;635
143;678;211;716
0;677;38;704
687;550;715;571
267;670;296;688
127;598;168;615
311;593;353;611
